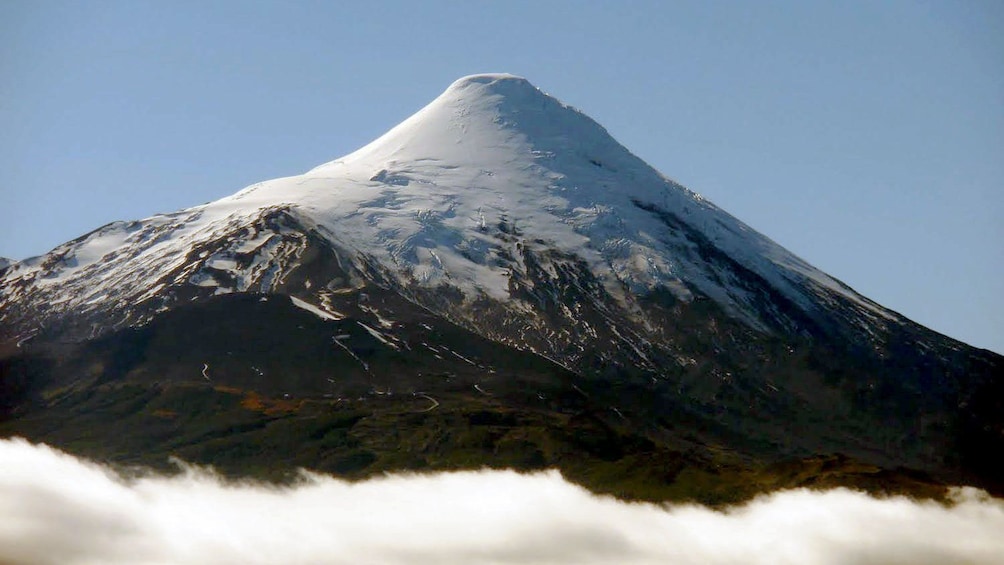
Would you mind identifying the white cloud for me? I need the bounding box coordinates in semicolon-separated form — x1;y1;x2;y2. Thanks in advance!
1;437;1002;565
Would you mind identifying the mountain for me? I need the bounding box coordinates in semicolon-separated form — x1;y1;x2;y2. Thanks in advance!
1;74;1000;502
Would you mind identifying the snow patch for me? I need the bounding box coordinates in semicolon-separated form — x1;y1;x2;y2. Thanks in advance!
289;296;342;321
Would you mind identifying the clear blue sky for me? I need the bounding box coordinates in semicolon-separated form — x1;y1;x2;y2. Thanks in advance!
1;0;1001;354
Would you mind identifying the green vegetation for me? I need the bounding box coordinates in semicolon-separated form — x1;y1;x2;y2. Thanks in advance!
0;380;949;506
2;289;986;505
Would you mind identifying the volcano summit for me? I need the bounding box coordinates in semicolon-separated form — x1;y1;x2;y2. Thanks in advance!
1;74;1000;502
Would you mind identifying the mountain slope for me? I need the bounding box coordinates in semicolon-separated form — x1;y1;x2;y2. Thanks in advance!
1;74;1000;501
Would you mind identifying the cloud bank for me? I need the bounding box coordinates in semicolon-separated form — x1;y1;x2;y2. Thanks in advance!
1;437;1002;565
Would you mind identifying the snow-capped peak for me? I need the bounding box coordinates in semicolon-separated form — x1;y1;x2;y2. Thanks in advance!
1;74;893;340
308;72;627;176
445;73;534;92
277;73;888;325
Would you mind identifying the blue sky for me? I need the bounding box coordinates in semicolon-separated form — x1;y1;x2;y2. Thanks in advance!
1;0;1001;354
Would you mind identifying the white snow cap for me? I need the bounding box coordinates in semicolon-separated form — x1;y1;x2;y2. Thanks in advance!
299;72;880;322
448;72;531;87
296;71;697;301
309;71;628;176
